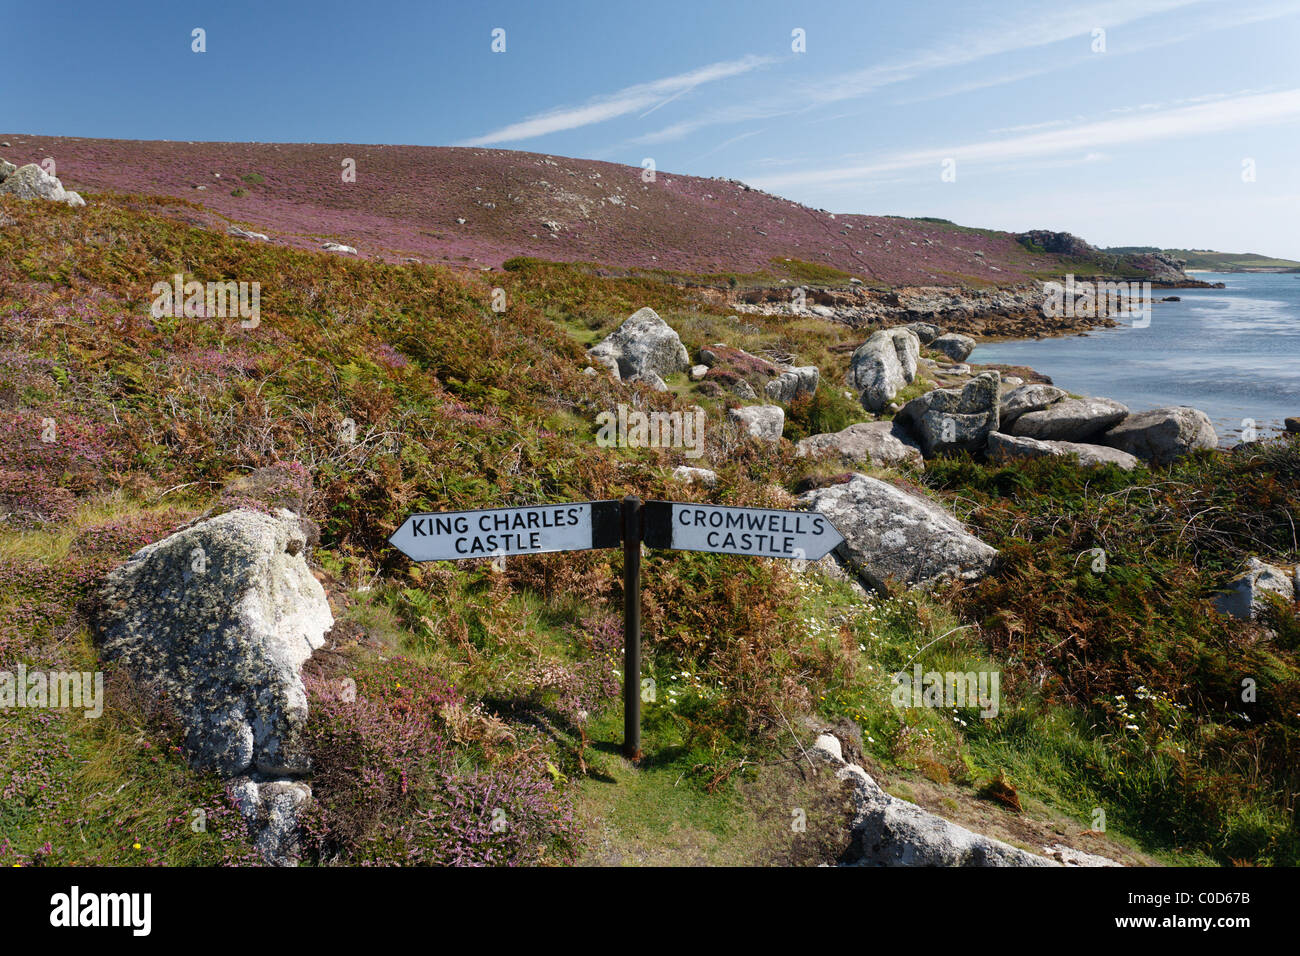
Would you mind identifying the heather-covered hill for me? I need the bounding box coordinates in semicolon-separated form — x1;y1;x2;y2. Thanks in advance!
3;133;1114;285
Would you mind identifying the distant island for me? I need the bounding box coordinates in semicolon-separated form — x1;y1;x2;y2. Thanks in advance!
1105;246;1300;273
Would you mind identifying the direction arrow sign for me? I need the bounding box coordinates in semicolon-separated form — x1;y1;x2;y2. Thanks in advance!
642;501;844;561
389;500;622;562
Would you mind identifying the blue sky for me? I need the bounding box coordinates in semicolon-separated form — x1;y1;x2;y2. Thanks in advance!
4;0;1299;257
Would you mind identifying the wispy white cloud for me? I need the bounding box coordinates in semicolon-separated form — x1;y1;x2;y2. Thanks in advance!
633;0;1212;144
894;62;1084;106
750;88;1300;190
986;117;1083;136
684;128;768;165
458;55;775;146
1103;0;1300;56
899;0;1299;105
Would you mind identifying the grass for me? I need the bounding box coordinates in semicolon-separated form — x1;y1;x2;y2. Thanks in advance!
770;257;854;286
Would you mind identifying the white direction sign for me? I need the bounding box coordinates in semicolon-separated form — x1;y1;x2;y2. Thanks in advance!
389;501;621;562
644;501;844;561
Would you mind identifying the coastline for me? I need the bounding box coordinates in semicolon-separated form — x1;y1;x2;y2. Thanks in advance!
967;272;1300;443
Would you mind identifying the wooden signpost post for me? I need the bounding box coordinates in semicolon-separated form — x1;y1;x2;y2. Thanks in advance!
390;496;845;760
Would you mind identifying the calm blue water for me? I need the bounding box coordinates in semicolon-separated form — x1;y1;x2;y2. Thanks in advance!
970;272;1300;443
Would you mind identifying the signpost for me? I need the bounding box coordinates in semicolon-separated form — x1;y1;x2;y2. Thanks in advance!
641;501;844;561
389;496;845;761
389;501;622;561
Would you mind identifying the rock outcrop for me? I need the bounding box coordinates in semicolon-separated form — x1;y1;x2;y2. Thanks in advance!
671;465;718;486
1010;397;1128;442
744;284;1091;339
93;508;332;778
230;778;312;867
587;307;689;382
796;421;924;469
808;733;1115;866
798;474;997;590
902;322;943;345
728;404;785;443
986;432;1140;470
0;162;85;207
848;328;920;412
1015;230;1097;258
92;494;333;867
1214;557;1296;620
929;333;976;362
1101;406;1217;465
998;383;1068;428
896;371;1000;457
765;365;819;403
1120;250;1192;284
626;370;668;391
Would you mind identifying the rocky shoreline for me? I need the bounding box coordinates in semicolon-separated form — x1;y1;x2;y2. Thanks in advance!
729;278;1219;342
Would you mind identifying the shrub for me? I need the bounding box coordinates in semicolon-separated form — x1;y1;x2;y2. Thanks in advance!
783;386;861;442
300;656;577;865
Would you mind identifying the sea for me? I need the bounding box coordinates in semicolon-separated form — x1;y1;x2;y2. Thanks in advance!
970;272;1300;444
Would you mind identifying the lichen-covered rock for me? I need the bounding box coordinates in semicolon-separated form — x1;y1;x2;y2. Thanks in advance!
897;371;1000;457
902;322;943;345
1214;557;1296;620
1040;843;1122;867
627;370;668;391
796;421;924;469
728;404;784;443
1011;396;1128;442
808;723;1119;867
0;158;16;181
929;332;976;362
229;226;270;241
986;431;1139;470
1101;406;1217;465
0;163;85;207
587;307;689;381
848;328;920;412
231;778;312;866
92;509;333;778
837;761;1053;866
999;383;1067;428
765;365;819;403
798;473;997;590
671;465;718;486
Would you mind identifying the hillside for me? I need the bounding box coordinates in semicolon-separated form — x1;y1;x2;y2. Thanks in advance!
0;133;1178;287
3;182;1298;868
1106;247;1300;273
